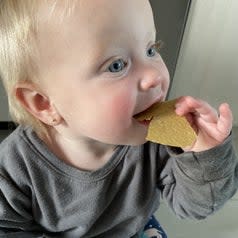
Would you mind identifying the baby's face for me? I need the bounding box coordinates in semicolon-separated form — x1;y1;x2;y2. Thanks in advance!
37;0;170;145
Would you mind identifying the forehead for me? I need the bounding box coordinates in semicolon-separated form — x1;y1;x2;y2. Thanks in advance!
39;0;155;37
36;0;155;76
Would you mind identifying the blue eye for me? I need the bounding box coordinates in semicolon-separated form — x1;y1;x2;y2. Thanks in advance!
108;59;127;73
147;46;157;57
147;41;163;57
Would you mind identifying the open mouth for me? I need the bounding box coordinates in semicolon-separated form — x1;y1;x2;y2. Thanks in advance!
133;95;164;125
137;118;152;126
133;107;154;126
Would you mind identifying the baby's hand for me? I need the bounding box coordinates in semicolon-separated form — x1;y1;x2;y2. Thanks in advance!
175;96;233;152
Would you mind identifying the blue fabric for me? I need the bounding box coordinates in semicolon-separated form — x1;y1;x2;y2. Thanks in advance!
141;215;167;238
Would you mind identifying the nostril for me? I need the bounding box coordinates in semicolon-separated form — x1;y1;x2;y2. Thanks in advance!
139;76;161;91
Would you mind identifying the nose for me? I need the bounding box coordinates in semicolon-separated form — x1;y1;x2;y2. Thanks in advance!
138;64;162;91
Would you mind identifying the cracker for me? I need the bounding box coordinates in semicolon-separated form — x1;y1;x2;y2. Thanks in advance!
135;99;196;147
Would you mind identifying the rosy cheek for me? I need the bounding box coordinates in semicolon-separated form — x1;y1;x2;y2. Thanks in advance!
106;94;133;124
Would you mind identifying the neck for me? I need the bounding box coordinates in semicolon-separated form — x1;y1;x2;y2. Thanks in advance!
41;129;117;171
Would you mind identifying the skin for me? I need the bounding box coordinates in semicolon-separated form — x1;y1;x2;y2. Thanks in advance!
15;0;233;171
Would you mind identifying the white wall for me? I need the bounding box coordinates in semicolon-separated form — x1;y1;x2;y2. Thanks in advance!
169;0;238;126
158;1;238;237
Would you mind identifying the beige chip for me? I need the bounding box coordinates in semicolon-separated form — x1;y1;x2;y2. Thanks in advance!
135;99;196;147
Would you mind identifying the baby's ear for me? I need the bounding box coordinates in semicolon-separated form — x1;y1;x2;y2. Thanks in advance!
15;81;62;126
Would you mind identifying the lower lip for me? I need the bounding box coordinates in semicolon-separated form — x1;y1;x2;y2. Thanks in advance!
138;120;151;126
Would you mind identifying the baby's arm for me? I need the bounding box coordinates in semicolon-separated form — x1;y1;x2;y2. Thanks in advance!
175;96;233;152
158;97;237;219
158;134;237;219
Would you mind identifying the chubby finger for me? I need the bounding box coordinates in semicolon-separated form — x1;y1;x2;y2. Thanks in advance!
217;103;233;136
175;96;218;122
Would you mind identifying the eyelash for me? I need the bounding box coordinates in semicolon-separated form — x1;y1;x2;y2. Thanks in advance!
147;40;164;56
153;40;164;51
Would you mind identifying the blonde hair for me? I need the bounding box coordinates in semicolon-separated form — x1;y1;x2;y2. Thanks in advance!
0;0;76;135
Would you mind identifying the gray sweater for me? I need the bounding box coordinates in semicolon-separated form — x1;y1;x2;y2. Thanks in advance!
0;126;237;238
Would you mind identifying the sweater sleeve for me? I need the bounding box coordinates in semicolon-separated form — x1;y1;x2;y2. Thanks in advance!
157;134;238;219
0;173;43;236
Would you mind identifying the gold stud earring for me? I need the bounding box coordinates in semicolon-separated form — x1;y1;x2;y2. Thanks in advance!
50;118;58;126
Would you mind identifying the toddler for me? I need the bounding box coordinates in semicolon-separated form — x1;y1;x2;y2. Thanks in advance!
0;0;237;237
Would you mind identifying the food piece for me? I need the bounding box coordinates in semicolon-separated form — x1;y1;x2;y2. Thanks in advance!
135;99;196;147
